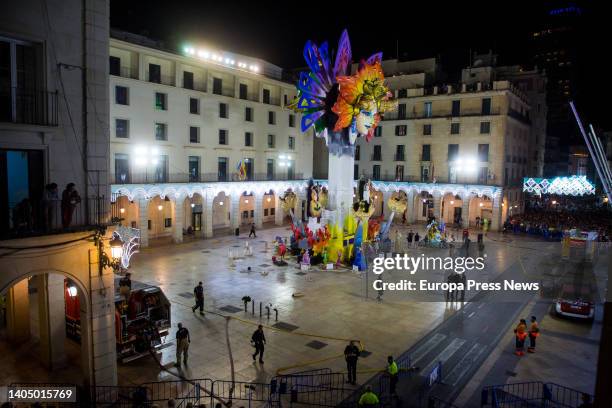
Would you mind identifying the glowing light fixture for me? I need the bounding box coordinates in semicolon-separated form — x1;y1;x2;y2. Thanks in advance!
191;203;195;208
134;145;159;167
523;176;595;196
120;208;126;214
267;197;271;202
479;202;484;207
109;235;124;260
450;200;454;205
67;286;78;297
158;205;163;211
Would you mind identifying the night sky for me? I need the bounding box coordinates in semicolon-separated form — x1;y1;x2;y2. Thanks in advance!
110;0;608;128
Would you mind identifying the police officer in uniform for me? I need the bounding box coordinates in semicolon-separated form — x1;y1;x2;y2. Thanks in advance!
176;322;190;366
344;341;360;385
358;385;379;406
251;325;266;363
387;355;399;397
192;281;204;315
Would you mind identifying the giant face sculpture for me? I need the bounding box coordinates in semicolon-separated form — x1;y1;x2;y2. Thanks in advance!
355;101;377;136
289;30;396;156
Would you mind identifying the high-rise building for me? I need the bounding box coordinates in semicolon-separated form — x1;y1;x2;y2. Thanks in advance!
531;4;583;176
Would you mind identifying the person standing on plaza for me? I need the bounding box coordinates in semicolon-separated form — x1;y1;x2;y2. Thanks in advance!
344;341;360;385
175;322;190;366
414;231;420;248
514;319;528;356
358;385;379;406
528;316;540;353
249;223;257;238
251;324;266;363
192;281;204;315
387;355;399;397
407;229;414;249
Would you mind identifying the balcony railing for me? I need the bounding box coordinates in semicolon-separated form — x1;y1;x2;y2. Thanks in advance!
146;74;175;87
0;87;58;126
263;97;281;106
111;173;305;184
358;173;500;185
382;107;501;121
110;66;139;79
1;196;107;240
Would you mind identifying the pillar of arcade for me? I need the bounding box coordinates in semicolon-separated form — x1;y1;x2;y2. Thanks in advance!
274;193;284;226
462;194;471;228
254;191;264;229
433;191;442;221
231;193;241;231
172;195;185;244
406;190;415;224
138;197;149;247
204;189;214;239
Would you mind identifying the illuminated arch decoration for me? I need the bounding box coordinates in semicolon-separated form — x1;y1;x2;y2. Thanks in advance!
523;176;596;196
110;181;310;202
111;180;502;205
113;227;140;269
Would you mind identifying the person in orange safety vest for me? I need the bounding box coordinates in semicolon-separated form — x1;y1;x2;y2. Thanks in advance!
528;316;540;353
514;319;528;356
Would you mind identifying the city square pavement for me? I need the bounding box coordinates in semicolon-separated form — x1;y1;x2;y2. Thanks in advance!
117;222;573;393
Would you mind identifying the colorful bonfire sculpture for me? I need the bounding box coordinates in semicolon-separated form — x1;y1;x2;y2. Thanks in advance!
269;30;396;269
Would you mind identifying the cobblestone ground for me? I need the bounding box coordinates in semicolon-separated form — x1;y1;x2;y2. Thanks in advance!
117;223;540;389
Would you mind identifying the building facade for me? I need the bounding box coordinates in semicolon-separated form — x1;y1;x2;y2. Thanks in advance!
1;0;117;389
314;57;537;226
108;33;314;243
109;33;312;185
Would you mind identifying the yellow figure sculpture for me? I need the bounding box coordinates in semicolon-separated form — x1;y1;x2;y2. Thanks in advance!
279;190;297;214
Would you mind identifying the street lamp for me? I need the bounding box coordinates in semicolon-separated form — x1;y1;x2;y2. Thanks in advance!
94;229;125;275
110;235;124;260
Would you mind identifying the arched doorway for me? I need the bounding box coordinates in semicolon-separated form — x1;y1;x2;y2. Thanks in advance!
113;195;139;229
239;192;255;226
262;190;276;225
212;192;230;232
0;271;90;385
469;195;493;227
441;193;463;225
147;196;174;241
183;193;204;236
415;191;434;222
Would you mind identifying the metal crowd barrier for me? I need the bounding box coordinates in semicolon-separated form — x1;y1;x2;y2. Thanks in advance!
481;381;593;408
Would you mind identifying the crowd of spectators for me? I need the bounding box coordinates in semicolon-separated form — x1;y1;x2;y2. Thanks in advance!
505;206;612;241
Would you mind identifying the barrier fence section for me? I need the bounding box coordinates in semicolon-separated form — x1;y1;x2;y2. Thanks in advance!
93;385;143;407
212;379;279;407
94;379;214;407
419;361;442;405
481;382;593;408
271;372;349;407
